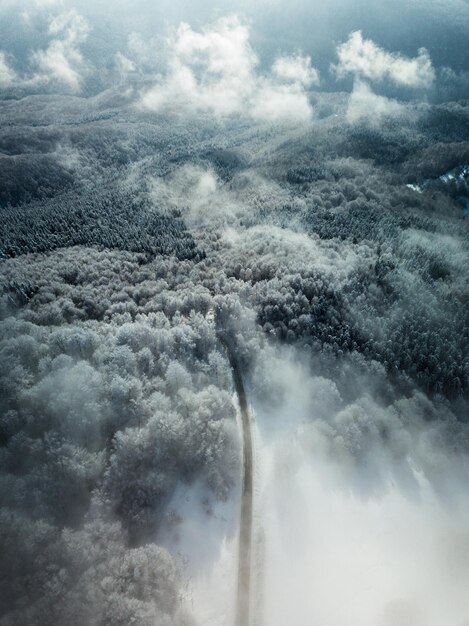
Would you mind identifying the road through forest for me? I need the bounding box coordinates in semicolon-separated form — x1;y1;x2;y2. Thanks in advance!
218;330;254;626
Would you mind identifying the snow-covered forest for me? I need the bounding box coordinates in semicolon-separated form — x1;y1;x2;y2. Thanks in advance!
0;2;468;624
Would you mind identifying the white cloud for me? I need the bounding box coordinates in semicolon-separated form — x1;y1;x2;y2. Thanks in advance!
0;52;16;87
114;51;136;77
0;9;90;93
150;164;243;230
250;80;314;123
272;54;319;86
126;32;160;68
31;9;90;90
150;165;220;221
140;15;317;124
173;16;256;83
149;162;292;228
334;31;435;88
346;80;406;124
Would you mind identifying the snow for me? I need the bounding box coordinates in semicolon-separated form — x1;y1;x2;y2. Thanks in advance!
159;479;241;626
158;391;243;626
252;402;469;626
406;183;423;193
160;362;469;626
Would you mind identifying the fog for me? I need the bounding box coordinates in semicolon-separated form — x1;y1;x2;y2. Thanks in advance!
151;342;469;626
0;1;468;624
253;348;469;626
261;444;469;626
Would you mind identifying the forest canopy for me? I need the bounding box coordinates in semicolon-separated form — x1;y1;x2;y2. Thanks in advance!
0;2;468;624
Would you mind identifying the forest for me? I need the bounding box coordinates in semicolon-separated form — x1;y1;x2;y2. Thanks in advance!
0;3;468;624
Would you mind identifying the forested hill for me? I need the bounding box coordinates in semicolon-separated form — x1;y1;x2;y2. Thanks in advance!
0;83;468;624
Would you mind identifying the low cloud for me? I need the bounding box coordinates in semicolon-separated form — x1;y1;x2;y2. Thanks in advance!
271;54;319;86
334;30;435;88
149;162;293;228
140;15;318;124
150;165;223;225
0;52;16;87
346;80;406;124
252;345;469;626
31;9;90;90
0;9;90;93
114;51;136;79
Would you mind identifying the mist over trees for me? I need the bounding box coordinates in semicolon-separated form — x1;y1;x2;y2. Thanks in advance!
0;246;238;624
0;4;469;624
